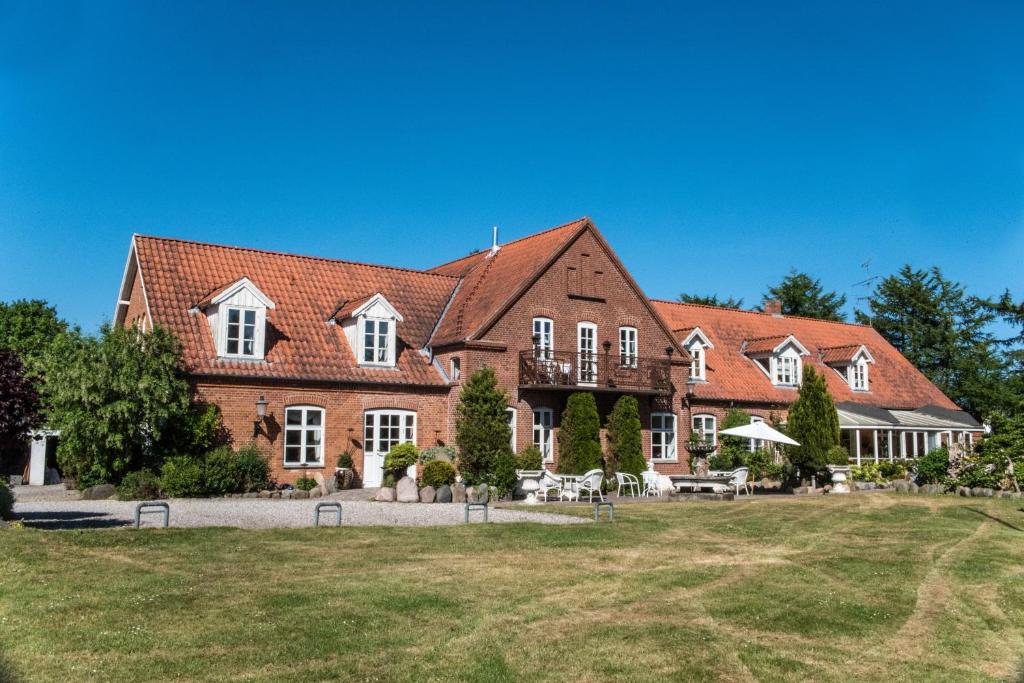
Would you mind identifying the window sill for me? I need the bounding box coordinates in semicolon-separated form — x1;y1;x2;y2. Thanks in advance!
651;458;678;463
687;379;708;384
358;363;398;370
283;464;325;469
219;355;266;362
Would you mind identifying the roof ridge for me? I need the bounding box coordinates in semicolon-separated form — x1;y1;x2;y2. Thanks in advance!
649;298;871;329
133;233;461;281
427;216;589;271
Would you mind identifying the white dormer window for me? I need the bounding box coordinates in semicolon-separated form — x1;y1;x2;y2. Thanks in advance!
851;360;868;391
744;335;808;387
197;277;275;361
775;354;800;386
338;293;403;368
822;345;874;392
681;327;714;383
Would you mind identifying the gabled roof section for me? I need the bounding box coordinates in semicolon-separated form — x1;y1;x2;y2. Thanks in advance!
132;235;458;385
680;327;715;349
333;293;404;322
197;276;276;310
652;300;960;411
742;334;809;356
820;344;874;365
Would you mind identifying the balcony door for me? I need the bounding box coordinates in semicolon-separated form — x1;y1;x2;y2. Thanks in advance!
577;322;597;385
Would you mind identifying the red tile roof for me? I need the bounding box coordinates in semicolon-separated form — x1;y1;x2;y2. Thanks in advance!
741;335;793;355
652;300;958;410
133;235;459;385
427;217;590;345
819;344;864;365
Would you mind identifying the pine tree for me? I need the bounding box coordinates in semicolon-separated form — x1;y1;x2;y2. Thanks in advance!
786;366;840;482
607;395;644;479
677;293;745;309
761;270;846;321
556;392;603;474
454;367;515;491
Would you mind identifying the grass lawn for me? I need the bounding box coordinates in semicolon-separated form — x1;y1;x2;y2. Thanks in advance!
2;493;1024;682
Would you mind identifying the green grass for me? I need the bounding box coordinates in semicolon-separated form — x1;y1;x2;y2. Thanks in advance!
2;494;1024;681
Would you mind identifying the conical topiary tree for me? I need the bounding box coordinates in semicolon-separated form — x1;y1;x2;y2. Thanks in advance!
556;392;603;474
455;367;515;494
607;395;645;479
786;366;840;483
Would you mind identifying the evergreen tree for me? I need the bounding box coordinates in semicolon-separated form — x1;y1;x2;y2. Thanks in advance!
982;290;1024;414
760;270;846;321
678;293;745;309
607;395;644;478
786;366;840;482
556;392;602;474
856;265;1007;418
454;367;515;492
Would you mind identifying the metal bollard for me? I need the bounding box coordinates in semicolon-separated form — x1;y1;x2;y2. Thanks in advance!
314;501;343;527
594;501;614;522
464;502;489;523
134;501;170;529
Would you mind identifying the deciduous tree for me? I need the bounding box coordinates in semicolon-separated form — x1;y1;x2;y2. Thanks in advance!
0;349;42;453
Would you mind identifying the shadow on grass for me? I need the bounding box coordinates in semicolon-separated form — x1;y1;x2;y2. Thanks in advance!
964;506;1024;533
18;510;128;530
0;650;22;683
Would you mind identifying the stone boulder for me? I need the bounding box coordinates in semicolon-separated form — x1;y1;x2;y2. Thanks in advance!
980;488;995;497
452;482;466;503
314;472;336;494
894;480;910;493
308;486;323;498
466;485;478;503
419;486;436;503
970;486;984;497
477;484;490;504
82;484;116;500
436;484;452;503
258;490;273;498
396;476;419;503
291;490;309;499
909;482;919;493
375;487;395;502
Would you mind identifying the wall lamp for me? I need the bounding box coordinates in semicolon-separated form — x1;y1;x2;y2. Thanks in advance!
253;394;269;437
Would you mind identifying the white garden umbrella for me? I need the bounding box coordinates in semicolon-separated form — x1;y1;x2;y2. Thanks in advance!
719;421;800;446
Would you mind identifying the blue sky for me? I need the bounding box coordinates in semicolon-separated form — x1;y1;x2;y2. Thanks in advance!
1;1;1022;332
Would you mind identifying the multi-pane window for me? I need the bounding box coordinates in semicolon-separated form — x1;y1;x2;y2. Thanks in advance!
619;327;637;367
851;361;868;391
284;406;324;466
505;407;517;452
364;410;415;454
225;307;257;356
578;322;597;384
651;413;677;461
749;416;764;452
692;414;717;445
689;345;705;380
533;317;553;359
533;408;553;462
363;318;390;364
775;355;799;386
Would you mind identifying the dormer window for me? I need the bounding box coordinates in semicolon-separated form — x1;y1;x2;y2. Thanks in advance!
336;293;403;369
743;334;809;388
681;327;714;383
194;277;275;361
821;344;874;392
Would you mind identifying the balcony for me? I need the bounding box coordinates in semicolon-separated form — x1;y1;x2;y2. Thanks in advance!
518;349;672;395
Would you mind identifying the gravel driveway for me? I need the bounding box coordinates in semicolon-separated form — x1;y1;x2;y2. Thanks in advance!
13;497;589;530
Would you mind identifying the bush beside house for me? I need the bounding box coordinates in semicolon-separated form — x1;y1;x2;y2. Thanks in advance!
454;367;516;497
606;395;644;479
556;392;602;475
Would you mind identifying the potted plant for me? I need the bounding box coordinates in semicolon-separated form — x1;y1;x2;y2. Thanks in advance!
335;451;355;490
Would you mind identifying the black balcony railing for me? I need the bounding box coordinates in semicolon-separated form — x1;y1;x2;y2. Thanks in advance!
518;349;672;394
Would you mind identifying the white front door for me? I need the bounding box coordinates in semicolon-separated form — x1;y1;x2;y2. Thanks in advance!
363;409;417;487
577;322;597;385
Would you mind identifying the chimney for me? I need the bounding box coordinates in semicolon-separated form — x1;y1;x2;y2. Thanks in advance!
764;299;783;317
488;225;500;256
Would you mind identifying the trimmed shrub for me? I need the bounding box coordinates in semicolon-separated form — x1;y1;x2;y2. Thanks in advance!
116;469;161;500
203;446;241;496
337;451;354;469
607;396;644;479
488;450;518;499
295;476;316;491
0;480;14;520
420;446;457;463
159;456;206;497
786;367;840;482
455;367;513;486
556;392;602;474
515;446;543;471
827;446;851;467
235;445;271;492
914;447;949;485
421;460;457;489
384;443;419;480
877;460;907;480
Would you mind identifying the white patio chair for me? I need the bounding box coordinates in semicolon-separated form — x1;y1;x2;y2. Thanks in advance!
615;472;640;497
642;470;661;497
577;469;605;502
731;467;751;495
537;470;563;502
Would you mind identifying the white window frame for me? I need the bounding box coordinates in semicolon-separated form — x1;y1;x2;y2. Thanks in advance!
533;408;554;463
773;353;801;386
619;326;637;368
223;306;260;358
283;406;325;468
360;316;395;367
851;360;868;391
749;416;764;452
363;409;417;455
506;407;517;452
688;343;705;381
577;321;597;385
692;414;717;446
450;356;461;382
533;317;553;359
651;412;678;462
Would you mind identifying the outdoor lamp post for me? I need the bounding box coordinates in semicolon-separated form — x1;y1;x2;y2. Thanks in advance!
253;394;269;437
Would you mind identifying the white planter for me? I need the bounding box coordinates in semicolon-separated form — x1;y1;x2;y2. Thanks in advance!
828;465;851;494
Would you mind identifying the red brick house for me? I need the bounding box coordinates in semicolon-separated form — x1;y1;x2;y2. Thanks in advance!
114;217;981;485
